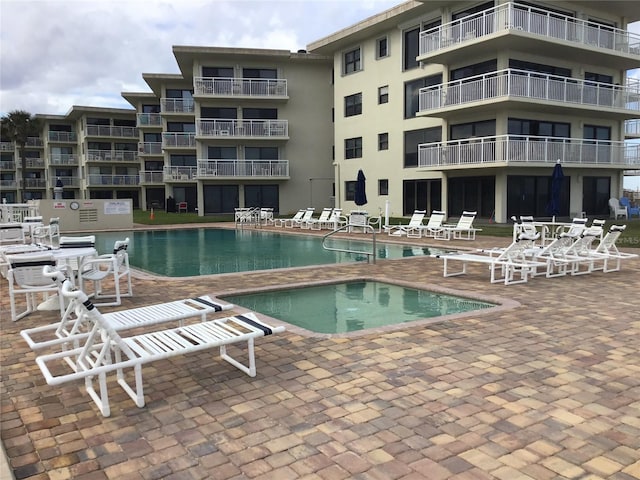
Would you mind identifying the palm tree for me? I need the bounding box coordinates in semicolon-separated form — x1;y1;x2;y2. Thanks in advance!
1;110;42;202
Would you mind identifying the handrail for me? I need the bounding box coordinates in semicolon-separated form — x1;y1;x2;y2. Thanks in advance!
322;224;377;264
235;207;261;229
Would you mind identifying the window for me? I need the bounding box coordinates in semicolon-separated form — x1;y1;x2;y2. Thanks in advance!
345;93;362;117
378;133;389;150
170;154;196;166
451;120;496;140
379;179;389;196
345;137;362;159
403;27;420;70
243;68;277;79
202;66;234;77
345;181;356;201
201;107;237;119
167;122;196;133
242;108;277;120
404;127;441;167
208;146;237;159
142;104;160;113
405;74;442;118
245;146;278;160
507;118;569;138
583;125;611;141
376;37;388;58
343;47;362;74
378;86;389;104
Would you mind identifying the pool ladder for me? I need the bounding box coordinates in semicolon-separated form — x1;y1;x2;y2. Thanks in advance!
322;224;377;264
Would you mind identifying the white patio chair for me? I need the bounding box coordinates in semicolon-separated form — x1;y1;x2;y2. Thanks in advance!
5;253;64;321
286;207;315;228
79;238;132;307
31;217;60;248
434;211;481;240
386;210;426;236
418;210;447;239
59;235;97;273
273;209;305;228
305;207;333;230
608;198;628;219
320;208;346;230
0;223;26;245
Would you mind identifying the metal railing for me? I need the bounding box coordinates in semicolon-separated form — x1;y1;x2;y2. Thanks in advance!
139;171;165;184
0;161;16;170
626;119;640;136
162;133;196;148
196;159;289;178
322;224;377;264
49;154;78;165
161;98;195;113
194;77;288;97
419;69;640;112
137;113;162;127
49;176;80;188
138;142;163;155
86;174;140;186
418;134;640;167
197;119;288;138
163;166;197;181
86;125;139;138
419;2;640;57
48;131;77;142
234;207;262;229
86;149;138;162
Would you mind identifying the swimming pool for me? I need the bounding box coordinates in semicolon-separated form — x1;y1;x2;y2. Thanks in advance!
221;280;496;334
94;228;437;277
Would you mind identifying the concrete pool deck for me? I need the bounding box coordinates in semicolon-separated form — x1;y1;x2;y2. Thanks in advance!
1;226;639;479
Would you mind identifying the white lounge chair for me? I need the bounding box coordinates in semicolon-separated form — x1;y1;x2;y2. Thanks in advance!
286;207;315;228
274;209;305;228
434;231;546;285
419;210;447;239
386;210;426;237
30;281;285;417
304;207;333;230
79;238;132;306
576;225;638;273
608;198;628;219
320;208;346;230
0;223;26;245
434;211;481;240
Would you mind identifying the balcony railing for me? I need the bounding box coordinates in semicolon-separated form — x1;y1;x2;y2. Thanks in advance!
48;131;77;142
86;125;139;138
418;134;640;168
162;166;197;181
419;69;640;113
1;142;15;151
137;113;162;127
50;176;80;188
162;133;196;149
139;171;165;184
196;159;289;178
86;174;140;186
138;142;163;155
161;98;195;113
26;137;44;147
197;119;288;138
49;154;79;165
24;158;45;168
419;2;640;57
0;161;16;170
194;77;288;97
0;179;17;188
87;149;138;162
21;178;47;188
626;119;640;136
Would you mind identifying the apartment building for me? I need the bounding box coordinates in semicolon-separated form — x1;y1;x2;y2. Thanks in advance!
2;0;638;222
309;0;640;223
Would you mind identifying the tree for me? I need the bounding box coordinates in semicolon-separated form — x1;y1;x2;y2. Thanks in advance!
1;110;42;202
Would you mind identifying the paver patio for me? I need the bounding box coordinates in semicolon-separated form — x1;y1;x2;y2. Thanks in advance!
2;225;639;479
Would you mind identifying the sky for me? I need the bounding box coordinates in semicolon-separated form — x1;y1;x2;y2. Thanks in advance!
1;0;639;189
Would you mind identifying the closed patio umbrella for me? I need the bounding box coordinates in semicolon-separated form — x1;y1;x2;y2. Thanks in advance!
354;169;367;207
546;160;564;221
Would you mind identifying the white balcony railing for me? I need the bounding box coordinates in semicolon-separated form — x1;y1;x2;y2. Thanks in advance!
196;159;289;178
0;161;16;170
0;179;17;188
161;98;195;113
137;113;162;127
139;171;165;183
194;77;288;97
0;142;14;151
85;125;139;138
419;69;640;112
419;2;640;57
197;119;288;138
86;174;140;186
21;178;47;188
162;133;196;149
24;158;45;168
418;134;640;168
163;166;197;181
49;154;78;165
138;142;163;155
48;131;77;142
86;149;138;162
50;176;80;188
26;137;44;147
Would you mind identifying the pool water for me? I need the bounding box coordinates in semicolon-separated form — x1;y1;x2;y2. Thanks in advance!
221;281;496;334
95;229;436;277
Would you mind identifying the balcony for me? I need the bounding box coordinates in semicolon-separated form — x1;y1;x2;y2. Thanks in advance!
418;2;640;69
49;154;78;166
86;174;140;186
26;137;44;148
161;98;195;114
0;161;16;170
139;171;165;184
137;113;162;127
48;131;77;142
87;149;139;162
0;179;17;189
197;119;288;139
196;159;289;178
1;142;15;151
418;69;640;119
162;133;196;149
50;176;80;188
86;125;139;138
193;77;288;99
418;134;640;169
24;158;45;169
138;142;163;155
162;166;197;182
21;178;47;189
626;119;640;139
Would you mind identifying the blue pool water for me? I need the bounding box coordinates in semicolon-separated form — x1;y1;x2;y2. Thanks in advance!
222;281;496;334
94;229;436;277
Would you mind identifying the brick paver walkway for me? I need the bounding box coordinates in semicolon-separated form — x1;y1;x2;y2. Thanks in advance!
2;225;639;479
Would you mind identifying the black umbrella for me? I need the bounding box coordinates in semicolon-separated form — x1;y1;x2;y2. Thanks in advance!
354;169;367;206
546;160;564;220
